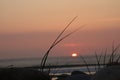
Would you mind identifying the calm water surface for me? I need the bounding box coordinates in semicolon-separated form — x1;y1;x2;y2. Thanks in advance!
0;55;110;74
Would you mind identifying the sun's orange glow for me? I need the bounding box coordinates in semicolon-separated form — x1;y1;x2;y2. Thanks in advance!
72;53;78;57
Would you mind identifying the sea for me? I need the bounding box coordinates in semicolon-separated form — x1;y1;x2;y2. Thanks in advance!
0;55;112;75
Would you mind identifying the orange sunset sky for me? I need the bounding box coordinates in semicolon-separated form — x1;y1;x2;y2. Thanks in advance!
0;0;120;59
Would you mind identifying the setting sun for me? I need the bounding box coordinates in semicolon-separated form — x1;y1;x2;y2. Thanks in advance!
72;53;78;57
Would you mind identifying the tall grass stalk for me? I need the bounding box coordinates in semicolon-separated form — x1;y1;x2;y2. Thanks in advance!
103;48;107;65
108;44;120;64
116;55;120;63
94;52;101;71
40;16;85;72
98;52;102;69
79;55;91;75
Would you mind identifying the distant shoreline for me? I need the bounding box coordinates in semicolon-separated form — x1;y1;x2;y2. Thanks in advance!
25;63;105;69
0;63;106;68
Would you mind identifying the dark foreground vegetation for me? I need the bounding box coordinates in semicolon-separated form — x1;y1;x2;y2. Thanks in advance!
0;68;50;80
0;63;120;80
0;68;51;80
0;67;92;80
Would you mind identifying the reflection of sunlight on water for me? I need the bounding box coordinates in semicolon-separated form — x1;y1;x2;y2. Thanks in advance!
52;77;57;80
49;66;97;75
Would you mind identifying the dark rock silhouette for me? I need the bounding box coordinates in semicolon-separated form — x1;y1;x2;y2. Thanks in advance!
65;71;92;80
0;68;51;80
